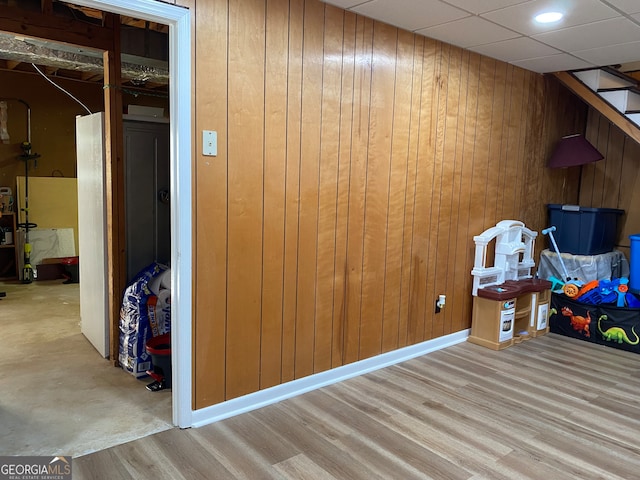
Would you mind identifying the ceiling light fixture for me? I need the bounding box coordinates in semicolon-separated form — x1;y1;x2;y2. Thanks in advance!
534;11;564;23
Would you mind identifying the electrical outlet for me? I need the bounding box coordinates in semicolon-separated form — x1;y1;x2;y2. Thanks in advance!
203;130;217;156
435;294;446;313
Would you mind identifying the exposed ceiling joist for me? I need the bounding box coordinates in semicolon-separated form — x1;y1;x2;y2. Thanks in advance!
0;1;169;92
59;2;168;33
0;33;169;85
0;4;113;51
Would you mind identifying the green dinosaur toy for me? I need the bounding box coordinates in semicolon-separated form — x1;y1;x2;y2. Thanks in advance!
597;315;640;345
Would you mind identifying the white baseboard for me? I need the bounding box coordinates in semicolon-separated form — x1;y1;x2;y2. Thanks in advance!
190;328;470;428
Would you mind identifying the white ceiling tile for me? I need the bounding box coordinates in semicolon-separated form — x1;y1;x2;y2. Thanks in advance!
511;53;594;73
574;41;640;67
322;0;371;8
316;0;640;73
482;0;620;36
352;0;470;31
605;0;640;14
442;0;531;15
416;16;520;48
469;36;561;62
532;17;640;52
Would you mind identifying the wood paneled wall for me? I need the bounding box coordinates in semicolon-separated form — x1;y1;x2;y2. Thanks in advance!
579;107;640;252
185;0;587;409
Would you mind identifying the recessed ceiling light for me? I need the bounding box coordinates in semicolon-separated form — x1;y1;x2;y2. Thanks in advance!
534;11;564;24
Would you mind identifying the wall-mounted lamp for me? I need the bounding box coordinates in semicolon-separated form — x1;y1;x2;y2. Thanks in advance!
547;133;604;168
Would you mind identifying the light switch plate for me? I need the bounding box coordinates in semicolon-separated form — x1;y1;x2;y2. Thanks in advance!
203;130;217;156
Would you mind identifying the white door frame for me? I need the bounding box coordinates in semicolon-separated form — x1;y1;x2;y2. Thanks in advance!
70;0;192;428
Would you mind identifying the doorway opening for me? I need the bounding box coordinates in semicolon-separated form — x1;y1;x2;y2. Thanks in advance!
0;0;192;456
67;0;193;429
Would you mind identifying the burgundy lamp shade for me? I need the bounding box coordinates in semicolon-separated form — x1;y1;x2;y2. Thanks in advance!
548;134;604;168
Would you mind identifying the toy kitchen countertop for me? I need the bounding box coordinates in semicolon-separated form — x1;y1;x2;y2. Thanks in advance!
477;279;553;301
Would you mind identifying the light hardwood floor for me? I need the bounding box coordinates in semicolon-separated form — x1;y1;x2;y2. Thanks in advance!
75;333;640;479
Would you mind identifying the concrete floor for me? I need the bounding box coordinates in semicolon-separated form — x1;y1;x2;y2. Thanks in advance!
0;280;173;458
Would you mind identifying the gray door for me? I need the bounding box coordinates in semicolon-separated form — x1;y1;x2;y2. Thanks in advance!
124;120;170;283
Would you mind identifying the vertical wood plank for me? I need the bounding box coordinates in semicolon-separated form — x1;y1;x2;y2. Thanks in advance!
359;21;397;360
418;42;444;341
495;65;513;220
421;41;445;342
381;28;414;353
514;70;532;220
536;73;555;229
194;0;228;407
407;38;439;345
331;11;357;369
226;0;266;399
595;117;611;208
601;127;624;208
483;60;506;229
501;67;525;222
281;0;304;383
444;50;475;334
314;5;343;373
421;44;451;340
520;73;544;227
295;0;324;379
538;74;558;227
398;35;424;348
590;117;611;207
344;15;373;364
452;51;480;333
102;15;125;364
467;57;494;263
580;108;600;206
260;0;290;390
427;47;464;338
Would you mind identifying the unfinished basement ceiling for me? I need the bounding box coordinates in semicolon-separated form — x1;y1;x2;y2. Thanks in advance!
0;0;168;91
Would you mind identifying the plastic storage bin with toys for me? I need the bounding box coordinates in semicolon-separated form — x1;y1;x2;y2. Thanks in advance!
547;267;640;355
542;206;640;355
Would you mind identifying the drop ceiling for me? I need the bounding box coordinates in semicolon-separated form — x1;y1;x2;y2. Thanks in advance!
321;0;640;73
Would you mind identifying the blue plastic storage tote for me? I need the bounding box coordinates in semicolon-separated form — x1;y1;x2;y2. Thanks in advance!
547;204;623;255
